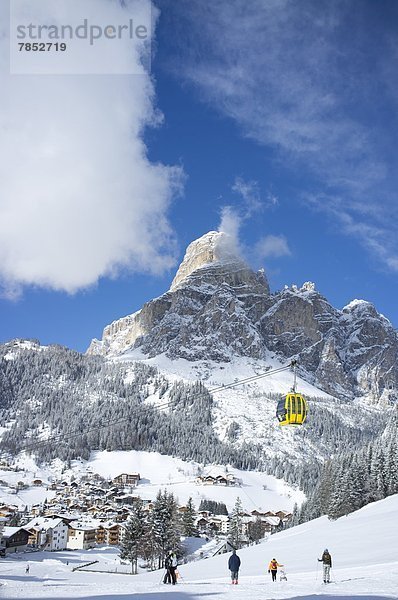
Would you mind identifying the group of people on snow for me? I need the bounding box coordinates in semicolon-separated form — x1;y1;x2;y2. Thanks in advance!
163;550;178;585
163;546;332;586
227;548;332;584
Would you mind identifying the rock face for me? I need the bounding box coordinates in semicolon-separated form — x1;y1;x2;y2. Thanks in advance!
88;232;270;361
88;232;398;403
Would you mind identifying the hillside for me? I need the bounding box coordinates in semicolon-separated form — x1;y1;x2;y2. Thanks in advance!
0;340;385;493
1;494;397;599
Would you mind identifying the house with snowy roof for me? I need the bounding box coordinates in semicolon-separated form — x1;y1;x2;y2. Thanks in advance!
67;521;96;550
195;467;239;486
0;526;30;555
25;516;69;551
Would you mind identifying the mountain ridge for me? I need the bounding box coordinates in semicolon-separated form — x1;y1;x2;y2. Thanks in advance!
88;231;398;405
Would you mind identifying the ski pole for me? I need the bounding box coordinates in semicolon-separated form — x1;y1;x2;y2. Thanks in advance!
315;560;319;582
159;570;166;584
176;568;186;583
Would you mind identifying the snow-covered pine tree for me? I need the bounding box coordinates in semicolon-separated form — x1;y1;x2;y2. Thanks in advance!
119;498;146;574
151;490;182;569
229;497;243;548
198;499;228;515
182;497;198;537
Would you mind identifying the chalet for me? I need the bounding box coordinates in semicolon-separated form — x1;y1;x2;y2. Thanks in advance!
275;510;292;522
32;479;43;486
208;515;229;535
1;526;30;554
0;504;18;518
196;469;239;487
112;473;140;487
105;523;120;545
97;521;127;545
201;475;216;485
215;475;229;486
114;494;138;505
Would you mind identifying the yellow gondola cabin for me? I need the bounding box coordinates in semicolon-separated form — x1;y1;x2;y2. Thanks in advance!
276;393;308;426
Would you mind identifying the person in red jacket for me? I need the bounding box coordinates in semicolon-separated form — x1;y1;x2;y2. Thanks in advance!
268;558;283;582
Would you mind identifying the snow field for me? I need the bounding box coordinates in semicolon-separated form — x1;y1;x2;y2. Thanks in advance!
1;494;397;599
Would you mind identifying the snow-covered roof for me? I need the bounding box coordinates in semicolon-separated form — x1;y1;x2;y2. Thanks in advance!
24;517;65;531
2;526;29;537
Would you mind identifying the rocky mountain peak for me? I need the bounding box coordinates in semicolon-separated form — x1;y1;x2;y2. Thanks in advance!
170;231;246;292
87;231;398;404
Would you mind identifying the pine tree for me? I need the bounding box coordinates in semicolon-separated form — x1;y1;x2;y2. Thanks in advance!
119;498;146;574
229;497;243;548
151;490;182;569
182;497;197;537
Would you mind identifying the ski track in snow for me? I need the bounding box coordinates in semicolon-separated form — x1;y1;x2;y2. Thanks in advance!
1;494;398;599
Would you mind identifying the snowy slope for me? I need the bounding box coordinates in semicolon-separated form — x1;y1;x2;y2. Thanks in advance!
86;450;304;511
116;351;377;462
1;494;397;599
0;449;304;513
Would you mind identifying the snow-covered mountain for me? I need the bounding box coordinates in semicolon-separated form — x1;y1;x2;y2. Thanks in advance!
88;231;398;405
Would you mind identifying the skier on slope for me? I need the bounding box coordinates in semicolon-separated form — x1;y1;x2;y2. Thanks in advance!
168;551;178;585
318;548;332;583
268;558;283;582
228;549;241;584
163;552;172;584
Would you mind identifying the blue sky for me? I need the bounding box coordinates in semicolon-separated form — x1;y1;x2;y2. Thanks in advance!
0;0;397;352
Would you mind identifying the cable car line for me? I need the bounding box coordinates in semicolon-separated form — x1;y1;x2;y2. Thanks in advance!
3;361;302;456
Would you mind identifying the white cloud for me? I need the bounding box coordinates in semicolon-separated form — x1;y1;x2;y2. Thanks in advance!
231;177;262;216
0;0;183;297
306;193;398;273
217;206;243;259
255;235;291;260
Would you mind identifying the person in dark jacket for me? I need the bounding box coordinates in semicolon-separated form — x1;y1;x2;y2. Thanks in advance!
168;551;178;585
228;549;241;584
318;549;332;583
163;553;172;584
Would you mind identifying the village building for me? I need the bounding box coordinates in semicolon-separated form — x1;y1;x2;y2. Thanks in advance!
25;517;69;551
67;521;96;550
195;468;240;487
0;526;30;555
208;514;230;535
112;473;140;487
